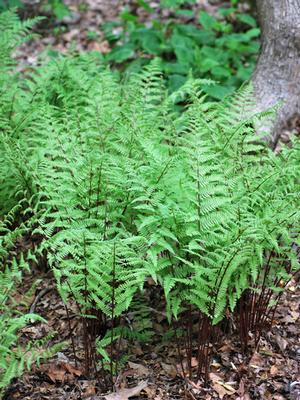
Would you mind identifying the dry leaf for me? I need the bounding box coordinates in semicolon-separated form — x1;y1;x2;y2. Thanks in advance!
209;372;222;383
46;364;66;383
270;365;278;376
275;335;288;352
46;362;82;383
80;380;96;397
104;381;148;400
281;314;295;324
63;362;82;377
209;373;236;399
132;343;143;356
144;386;157;399
237;377;251;400
211;361;222;369
88;40;110;53
63;29;79;42
161;362;177;378
175;358;198;377
128;361;149;376
290;311;299;320
249;352;264;369
221;382;236;393
219;343;234;352
211;381;230;399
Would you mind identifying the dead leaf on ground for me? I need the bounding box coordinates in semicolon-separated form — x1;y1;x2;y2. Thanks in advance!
104;381;148;400
144;385;157;399
211;361;222;369
275;335;288;352
46;364;67;383
46;362;82;383
62;29;80;42
63;362;82;377
127;361;149;376
87;40;110;53
21;323;50;339
219;342;235;352
237;378;251;400
209;373;236;399
80;380;97;397
270;365;278;376
175;357;199;377
249;352;264;369
161;362;177;378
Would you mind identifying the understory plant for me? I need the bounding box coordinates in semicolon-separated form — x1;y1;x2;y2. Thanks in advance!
0;9;299;391
103;0;260;98
0;214;61;395
0;259;53;395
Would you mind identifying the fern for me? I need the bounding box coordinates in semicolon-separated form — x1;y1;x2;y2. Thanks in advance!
0;10;299;384
0;260;61;394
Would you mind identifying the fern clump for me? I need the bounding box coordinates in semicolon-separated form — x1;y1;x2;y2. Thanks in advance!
0;10;299;386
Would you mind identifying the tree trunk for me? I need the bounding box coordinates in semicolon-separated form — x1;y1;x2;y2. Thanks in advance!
253;0;300;148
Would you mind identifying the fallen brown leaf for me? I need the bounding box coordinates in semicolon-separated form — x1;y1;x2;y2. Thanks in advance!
249;352;264;369
46;364;66;383
63;362;82;377
46;362;82;383
161;362;177;379
270;365;278;376
275;335;288;352
209;373;236;399
212;382;232;399
62;29;79;42
80;380;96;397
104;381;148;400
144;385;157;399
219;343;235;352
87;40;110;53
128;361;149;376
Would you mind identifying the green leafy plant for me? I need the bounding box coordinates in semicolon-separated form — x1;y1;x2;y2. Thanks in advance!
47;0;70;20
103;2;260;98
0;212;60;394
0;265;41;393
0;0;69;20
0;0;22;12
0;259;63;395
0;10;298;389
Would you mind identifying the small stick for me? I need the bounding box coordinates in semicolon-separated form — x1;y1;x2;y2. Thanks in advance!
29;286;55;314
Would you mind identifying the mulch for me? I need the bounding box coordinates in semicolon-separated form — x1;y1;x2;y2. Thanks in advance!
4;268;300;400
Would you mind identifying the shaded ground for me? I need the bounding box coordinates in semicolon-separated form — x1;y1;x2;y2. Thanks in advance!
4;269;300;400
16;0;251;66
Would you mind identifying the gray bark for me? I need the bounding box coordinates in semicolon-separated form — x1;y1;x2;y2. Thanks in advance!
253;0;300;148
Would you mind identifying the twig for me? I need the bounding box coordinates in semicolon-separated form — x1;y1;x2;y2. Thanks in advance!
29;286;55;314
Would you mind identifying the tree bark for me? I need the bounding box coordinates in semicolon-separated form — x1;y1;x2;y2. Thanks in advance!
253;0;300;148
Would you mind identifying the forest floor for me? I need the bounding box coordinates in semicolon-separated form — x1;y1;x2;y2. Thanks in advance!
6;1;300;399
16;0;251;66
5;268;300;400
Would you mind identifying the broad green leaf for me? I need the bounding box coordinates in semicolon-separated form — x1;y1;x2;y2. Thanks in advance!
237;14;257;28
108;43;135;63
168;74;187;92
198;11;218;30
